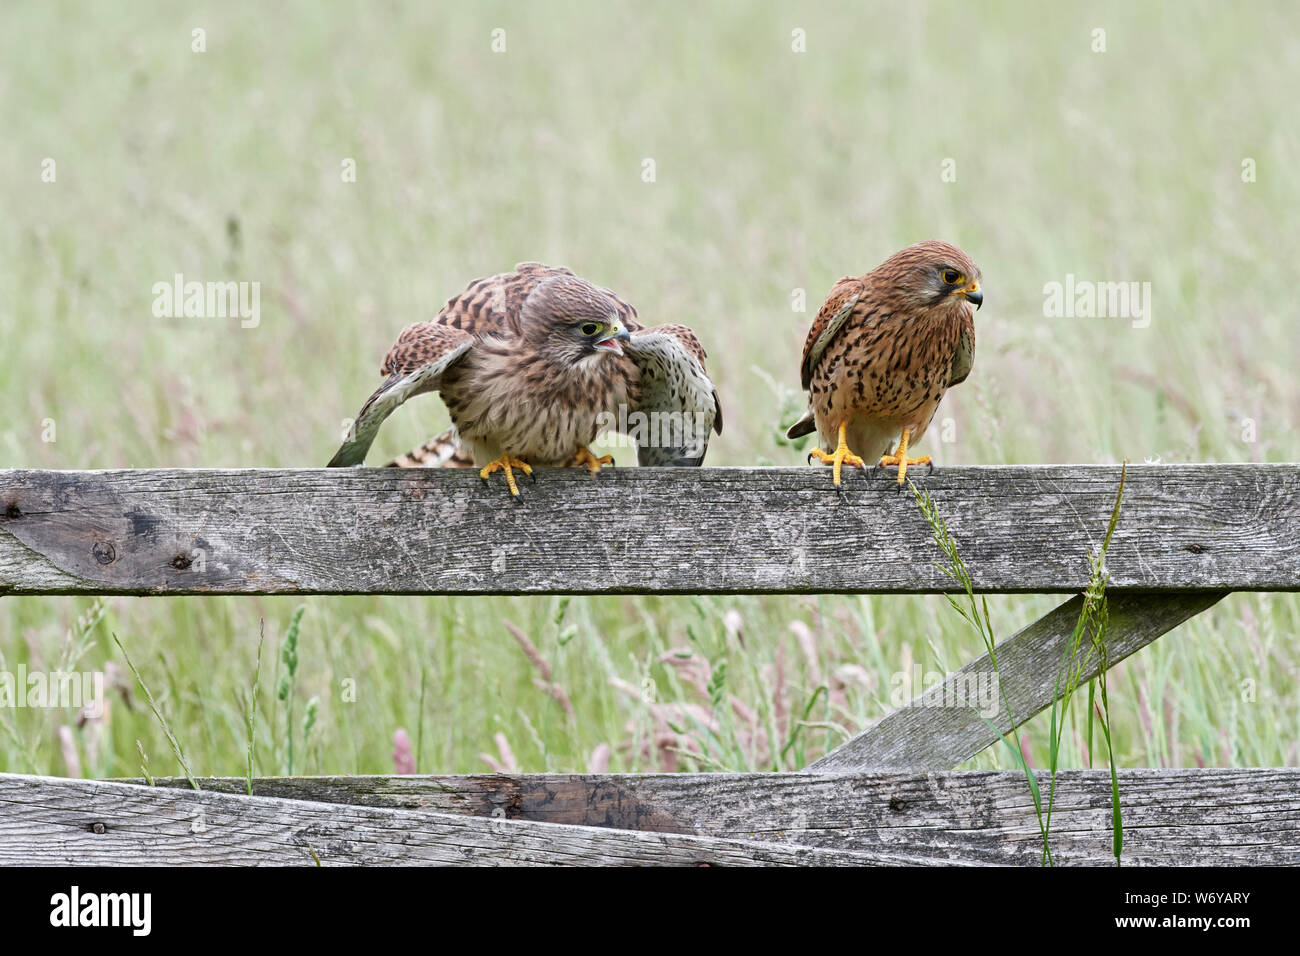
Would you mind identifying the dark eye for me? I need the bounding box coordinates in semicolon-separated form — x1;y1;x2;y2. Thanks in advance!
943;269;962;284
580;323;600;336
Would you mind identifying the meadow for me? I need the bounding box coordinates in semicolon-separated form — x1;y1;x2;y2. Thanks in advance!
2;1;1297;779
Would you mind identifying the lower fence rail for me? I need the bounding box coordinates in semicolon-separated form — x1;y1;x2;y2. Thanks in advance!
1;769;1295;866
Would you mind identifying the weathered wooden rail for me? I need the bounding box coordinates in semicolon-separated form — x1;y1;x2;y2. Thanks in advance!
1;464;1297;865
4;769;1295;866
2;465;1296;595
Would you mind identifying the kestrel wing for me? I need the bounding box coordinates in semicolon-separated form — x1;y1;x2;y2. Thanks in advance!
430;262;568;337
948;321;975;387
433;262;636;339
799;279;863;390
326;323;474;467
623;324;722;466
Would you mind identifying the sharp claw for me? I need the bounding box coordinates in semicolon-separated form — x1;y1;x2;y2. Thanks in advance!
806;451;815;465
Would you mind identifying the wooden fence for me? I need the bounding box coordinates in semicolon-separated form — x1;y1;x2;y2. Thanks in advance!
1;464;1297;865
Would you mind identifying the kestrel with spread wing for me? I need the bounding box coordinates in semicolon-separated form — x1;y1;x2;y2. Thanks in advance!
786;241;982;485
327;262;722;494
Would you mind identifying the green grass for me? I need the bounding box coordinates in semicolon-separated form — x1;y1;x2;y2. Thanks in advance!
2;0;1298;779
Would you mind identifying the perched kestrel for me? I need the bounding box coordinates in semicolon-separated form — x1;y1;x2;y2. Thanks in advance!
327;262;722;494
786;241;982;485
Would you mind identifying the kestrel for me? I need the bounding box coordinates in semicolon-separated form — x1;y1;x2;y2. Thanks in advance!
327;262;722;494
786;241;982;485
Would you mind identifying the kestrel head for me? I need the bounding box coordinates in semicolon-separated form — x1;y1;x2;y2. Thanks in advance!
521;274;633;367
872;240;983;313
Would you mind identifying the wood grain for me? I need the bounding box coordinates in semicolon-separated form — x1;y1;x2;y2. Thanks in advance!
0;774;913;866
2;465;1296;595
810;591;1227;771
130;769;1300;866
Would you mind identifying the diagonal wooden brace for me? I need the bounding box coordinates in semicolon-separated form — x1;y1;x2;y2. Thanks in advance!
807;591;1227;772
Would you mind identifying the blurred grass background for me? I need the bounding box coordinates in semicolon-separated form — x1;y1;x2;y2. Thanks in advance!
1;0;1297;778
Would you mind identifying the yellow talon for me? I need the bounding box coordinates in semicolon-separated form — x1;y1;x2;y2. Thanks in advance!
807;422;866;486
479;453;533;496
878;428;930;484
570;446;614;475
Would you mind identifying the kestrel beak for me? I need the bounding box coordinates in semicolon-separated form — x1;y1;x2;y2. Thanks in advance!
964;282;983;310
595;322;632;354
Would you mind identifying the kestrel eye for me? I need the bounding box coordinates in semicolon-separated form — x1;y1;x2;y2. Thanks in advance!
580;323;601;336
943;269;962;285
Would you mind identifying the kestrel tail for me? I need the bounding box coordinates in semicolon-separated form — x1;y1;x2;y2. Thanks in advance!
786;240;982;486
385;427;474;469
326;262;723;496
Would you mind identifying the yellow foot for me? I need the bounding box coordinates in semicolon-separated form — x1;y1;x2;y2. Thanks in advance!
878;428;930;484
807;422;866;486
478;453;534;496
569;446;615;475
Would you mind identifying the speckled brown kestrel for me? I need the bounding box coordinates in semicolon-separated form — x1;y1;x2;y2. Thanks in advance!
786;241;981;485
327;262;722;495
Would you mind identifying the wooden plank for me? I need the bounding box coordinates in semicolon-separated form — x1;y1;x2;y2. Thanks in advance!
1;465;1296;595
134;769;1300;866
809;591;1225;771
0;774;914;866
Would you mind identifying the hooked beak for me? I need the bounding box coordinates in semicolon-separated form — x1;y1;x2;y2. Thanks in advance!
964;283;983;310
595;322;632;354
